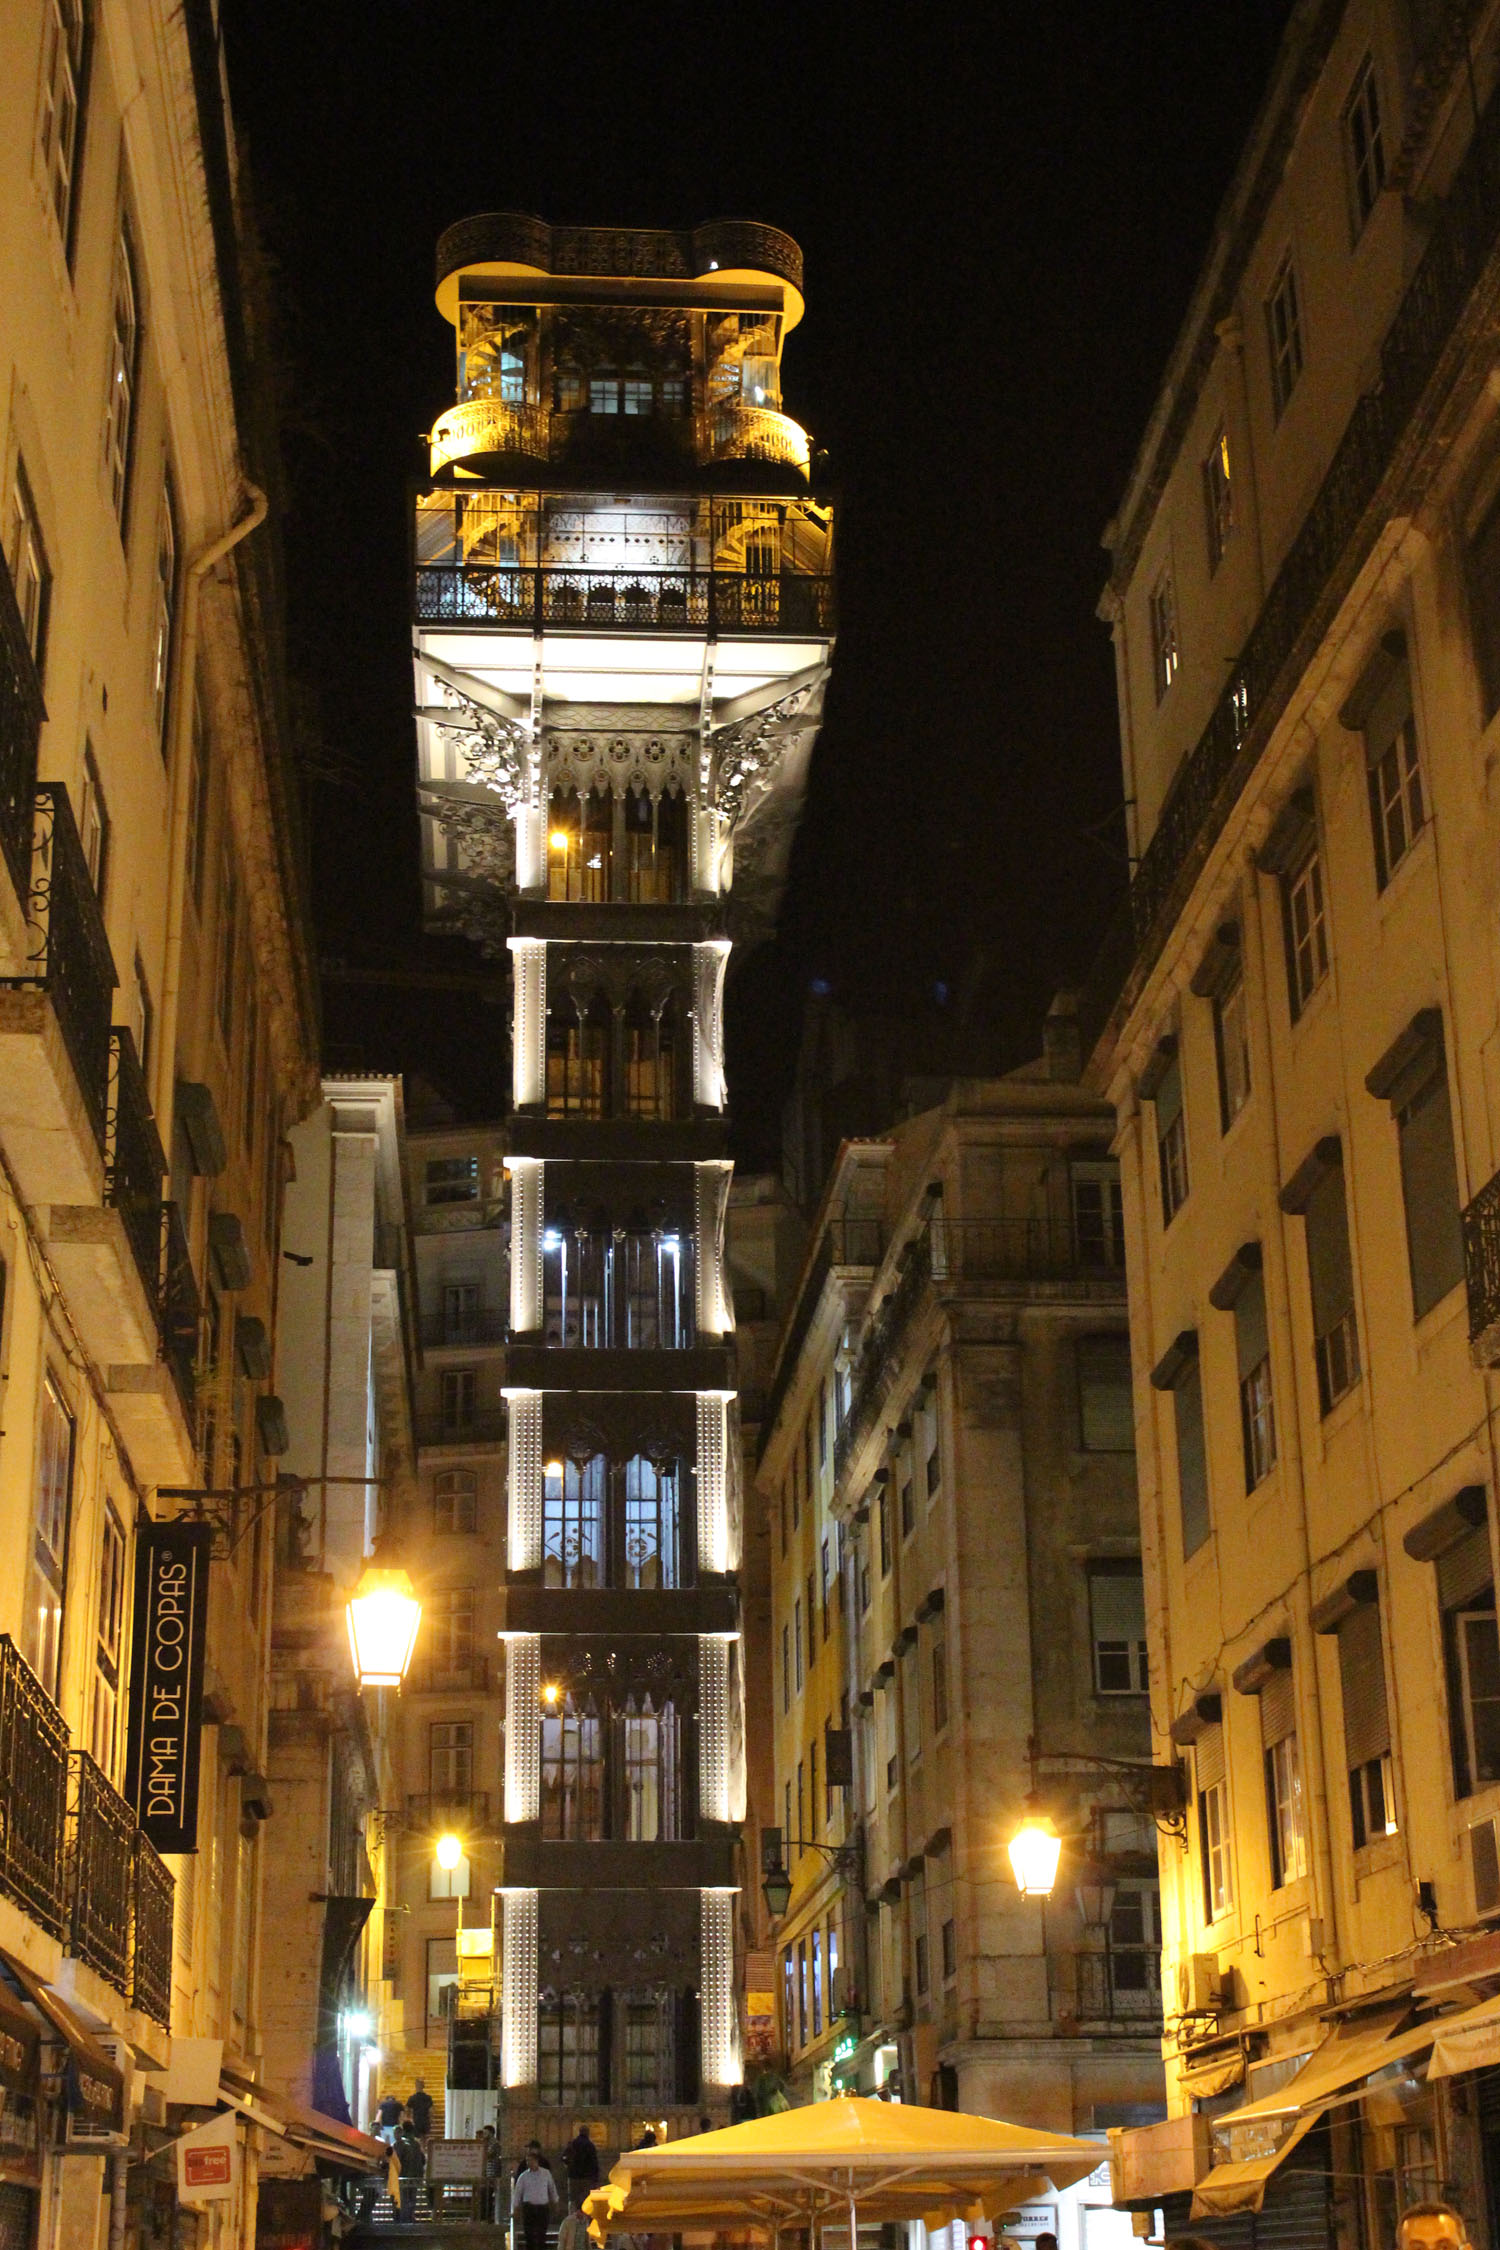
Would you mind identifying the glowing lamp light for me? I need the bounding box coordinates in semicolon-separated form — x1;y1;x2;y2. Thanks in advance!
1007;1795;1062;1900
543;1460;564;1480
340;2010;373;2039
345;1565;422;1690
541;1681;562;1708
549;831;571;851
435;1832;464;1872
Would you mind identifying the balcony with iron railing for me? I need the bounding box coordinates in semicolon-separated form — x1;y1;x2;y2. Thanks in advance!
0;1637;69;1937
160;1199;201;1420
415;1406;510;1450
106;1027;167;1305
419;1307;507;1350
406;1790;492;1834
132;1834;174;2027
408;1653;492;1695
834;1214;1124;1480
415;560;833;636
429;397;550;476
1463;1166;1500;1363
0;785;116;1169
1080;59;1500;1066
69;1749;135;1996
705;401;811;473
1051;1946;1163;2029
0;560;43;908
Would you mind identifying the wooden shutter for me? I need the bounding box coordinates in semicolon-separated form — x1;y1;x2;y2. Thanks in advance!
1259;1664;1296;1749
1196;1721;1226;1792
1337;1600;1390;1767
1234;1270;1270;1382
1438;1526;1493;1613
1306;1165;1355;1339
1399;1062;1464;1317
1174;1358;1210;1557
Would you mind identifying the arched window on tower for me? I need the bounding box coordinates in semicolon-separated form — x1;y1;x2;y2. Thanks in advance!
541;1694;604;1839
547;788;612;902
546;993;609;1119
543;1456;604;1588
623;1456;682;1589
623;787;686;904
617;1694;682;1840
624;989;677;1122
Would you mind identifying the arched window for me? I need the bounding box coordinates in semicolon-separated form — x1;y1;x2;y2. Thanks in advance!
541;1694;603;1839
546;994;609;1118
543;1456;604;1588
623;787;686;905
546;787;611;902
617;1694;681;1840
433;1469;477;1535
537;1990;601;2105
624;1456;681;1588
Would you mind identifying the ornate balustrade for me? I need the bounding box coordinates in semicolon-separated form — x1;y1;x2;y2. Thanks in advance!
0;1638;68;1936
415;563;833;636
132;1835;174;2027
69;1749;135;1995
430;397;550;476
106;1027;167;1304
1;786;116;1145
1463;1166;1500;1360
706;402;810;472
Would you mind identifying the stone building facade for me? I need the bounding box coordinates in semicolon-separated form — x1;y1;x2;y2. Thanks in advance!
1087;1;1500;2239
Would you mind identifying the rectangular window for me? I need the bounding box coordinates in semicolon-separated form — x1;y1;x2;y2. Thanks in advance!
819;1378;829;1465
1396;1047;1465;1320
828;1915;840;2014
1345;54;1385;237
926;1437;940;1502
796;1760;804;1847
1077;1334;1134;1452
899;1477;914;1538
1307;1160;1360;1413
1255;1663;1307;1886
914;1930;929;1996
1437;1526;1500;1800
820;1538;831;1637
90;1505;125;1777
426;1154;478;1205
1266;252;1304;418
878;1488;891;1576
1073;1160;1125;1267
1283;839;1330;1016
1152;1049;1189;1222
1214;967;1251;1128
151;475;178;753
797;1939;808;2048
104;214;139;522
428;1718;473;1799
782;1949;796;2052
1149;567;1179;701
809;1737;819;1838
1090;1563;1148;1695
433;1468;477;1534
27;1373;73;1700
428;1849;469;1901
6;460;51;676
1469;489;1500;723
1203;425;1233;571
942;1917;957;1981
187;697;211;911
794;1600;804;1692
806;1570;816;1669
1335;1598;1396;1848
781;1623;790;1714
1196;1724;1231;1921
37;0;86;249
1234;1268;1277;1492
932;1638;949;1734
1365;669;1425;889
541;1702;604;1840
1172;1350;1210;1558
79;742;109;903
426;1586;475;1681
537;1994;600;2107
440;1367;476;1432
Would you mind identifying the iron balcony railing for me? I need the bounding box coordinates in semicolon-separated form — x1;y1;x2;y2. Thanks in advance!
1081;58;1500;1062
0;1638;68;1936
415;564;834;637
1054;1946;1163;2026
419;1307;507;1349
69;1749;135;1996
0;561;43;903
160;1199;201;1420
106;1028;167;1304
416;1406;509;1449
132;1834;174;2027
406;1791;492;1832
760;1217;887;1456
1463;1166;1500;1354
1;786;116;1145
408;1653;491;1695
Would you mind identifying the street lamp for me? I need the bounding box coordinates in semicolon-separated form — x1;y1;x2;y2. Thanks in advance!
1074;1859;1119;1931
1007;1796;1062;1900
435;1832;464;1872
345;1564;422;1690
759;1826;857;1923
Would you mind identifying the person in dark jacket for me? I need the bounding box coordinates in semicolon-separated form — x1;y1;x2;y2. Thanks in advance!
394;2123;426;2221
563;2125;600;2191
407;2079;434;2140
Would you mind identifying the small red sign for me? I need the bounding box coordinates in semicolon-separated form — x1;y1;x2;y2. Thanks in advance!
184;2148;233;2188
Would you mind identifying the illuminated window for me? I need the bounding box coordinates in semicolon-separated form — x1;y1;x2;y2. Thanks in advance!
429;1850;469;1901
5;461;50;676
589;370;620;415
619;1696;681;1840
90;1505;125;1777
37;0;86;249
541;1696;603;1838
1202;425;1233;570
104;215;139;523
1196;1724;1232;1921
537;1992;600;2106
1149;567;1178;701
1090;1563;1148;1694
621;371;654;416
1344;54;1385;237
26;1373;72;1700
554;364;586;411
1266;252;1304;419
623;1455;680;1589
543;1455;603;1588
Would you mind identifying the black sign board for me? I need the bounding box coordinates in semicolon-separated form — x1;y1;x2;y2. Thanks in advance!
124;1521;211;1853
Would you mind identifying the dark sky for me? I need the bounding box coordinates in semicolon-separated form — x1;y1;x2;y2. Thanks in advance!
221;0;1292;1165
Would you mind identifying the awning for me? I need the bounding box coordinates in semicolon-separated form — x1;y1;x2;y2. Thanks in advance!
1221;2008;1433;2120
1178;2049;1246;2100
219;2065;385;2172
1428;1993;1500;2080
1191;2114;1320;2219
0;1949;123;2134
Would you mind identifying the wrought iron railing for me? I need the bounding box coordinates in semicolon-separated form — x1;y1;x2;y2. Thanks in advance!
131;1833;174;2026
415;1407;509;1449
160;1199;200;1419
706;403;811;471
1082;63;1500;1059
106;1028;166;1303
1462;1166;1500;1351
0;560;43;905
419;1308;507;1349
415;564;834;636
761;1218;887;1456
0;1638;68;1936
1055;1946;1163;2025
409;1654;491;1695
430;397;550;475
0;786;116;1144
405;1791;492;1831
68;1750;135;1995
834;1232;933;1482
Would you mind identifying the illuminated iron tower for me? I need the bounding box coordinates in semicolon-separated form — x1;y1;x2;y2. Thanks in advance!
410;215;834;2142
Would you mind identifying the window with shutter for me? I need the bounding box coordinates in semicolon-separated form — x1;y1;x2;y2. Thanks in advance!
1436;1527;1500;1799
1090;1564;1148;1694
1233;1269;1276;1490
1196;1724;1231;1920
1077;1334;1134;1452
1306;1166;1359;1411
1154;1052;1189;1221
1397;1060;1464;1318
1337;1599;1395;1846
1174;1357;1210;1558
1255;1665;1307;1886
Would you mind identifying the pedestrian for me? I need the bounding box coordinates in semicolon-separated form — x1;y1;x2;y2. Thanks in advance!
633;2127;657;2150
477;2124;500;2222
696;2115;712;2136
407;2076;434;2143
512;2145;560;2250
563;2122;601;2192
374;2089;403;2143
557;2187;592;2250
394;2120;426;2221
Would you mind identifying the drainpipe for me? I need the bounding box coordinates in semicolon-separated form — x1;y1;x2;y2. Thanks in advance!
108;2150;127;2250
151;483;269;1141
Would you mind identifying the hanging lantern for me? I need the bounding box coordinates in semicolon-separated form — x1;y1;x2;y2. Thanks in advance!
1007;1794;1062;1900
345;1565;422;1690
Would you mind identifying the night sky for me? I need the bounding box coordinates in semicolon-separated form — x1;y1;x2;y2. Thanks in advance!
221;1;1293;1165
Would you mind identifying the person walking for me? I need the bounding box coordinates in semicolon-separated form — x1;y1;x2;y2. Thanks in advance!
511;2144;560;2250
373;2090;403;2144
557;2188;592;2250
407;2078;435;2143
394;2120;426;2221
563;2124;600;2195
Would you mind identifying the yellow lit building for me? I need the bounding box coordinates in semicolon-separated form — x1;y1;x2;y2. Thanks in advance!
1087;4;1500;2238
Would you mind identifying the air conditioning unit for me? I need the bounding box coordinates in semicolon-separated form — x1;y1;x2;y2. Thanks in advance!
1175;1954;1220;2016
63;2034;132;2152
1470;1819;1500;1917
